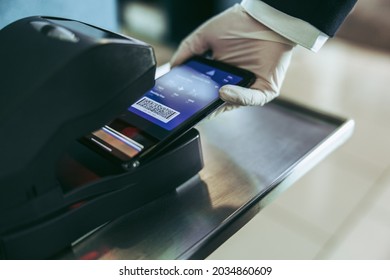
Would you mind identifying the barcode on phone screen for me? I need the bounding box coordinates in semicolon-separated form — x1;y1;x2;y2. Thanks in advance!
131;97;180;123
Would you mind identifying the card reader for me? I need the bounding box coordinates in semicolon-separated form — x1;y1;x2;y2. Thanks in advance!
0;16;204;259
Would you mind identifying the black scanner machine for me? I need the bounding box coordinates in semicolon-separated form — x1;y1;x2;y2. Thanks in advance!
0;16;203;259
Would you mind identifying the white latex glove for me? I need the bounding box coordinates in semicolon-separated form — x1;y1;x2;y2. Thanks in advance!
170;4;295;115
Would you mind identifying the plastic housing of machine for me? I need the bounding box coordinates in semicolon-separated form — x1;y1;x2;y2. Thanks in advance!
0;16;204;259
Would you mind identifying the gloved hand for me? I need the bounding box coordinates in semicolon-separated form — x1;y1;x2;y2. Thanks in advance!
170;4;296;115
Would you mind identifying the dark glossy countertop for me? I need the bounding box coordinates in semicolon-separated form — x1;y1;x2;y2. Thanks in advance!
59;97;354;260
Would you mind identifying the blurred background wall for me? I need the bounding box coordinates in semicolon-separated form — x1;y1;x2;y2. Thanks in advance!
336;0;390;52
1;0;388;53
116;0;390;52
0;0;118;31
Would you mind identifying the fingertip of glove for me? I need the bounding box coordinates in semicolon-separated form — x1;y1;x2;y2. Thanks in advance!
170;52;184;67
219;85;240;102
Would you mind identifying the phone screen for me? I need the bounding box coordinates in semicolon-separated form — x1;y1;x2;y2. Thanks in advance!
129;59;243;131
84;56;254;168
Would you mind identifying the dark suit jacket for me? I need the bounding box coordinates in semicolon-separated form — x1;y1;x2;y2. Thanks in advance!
261;0;357;36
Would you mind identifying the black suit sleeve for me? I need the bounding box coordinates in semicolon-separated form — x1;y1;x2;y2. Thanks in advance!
261;0;357;36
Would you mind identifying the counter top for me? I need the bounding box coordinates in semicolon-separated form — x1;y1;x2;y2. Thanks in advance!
59;98;353;259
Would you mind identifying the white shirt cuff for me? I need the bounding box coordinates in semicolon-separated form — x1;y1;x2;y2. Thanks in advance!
241;0;329;52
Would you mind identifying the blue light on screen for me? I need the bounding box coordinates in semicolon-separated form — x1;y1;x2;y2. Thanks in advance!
128;60;243;131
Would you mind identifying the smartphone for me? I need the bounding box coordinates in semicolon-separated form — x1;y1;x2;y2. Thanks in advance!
82;56;255;170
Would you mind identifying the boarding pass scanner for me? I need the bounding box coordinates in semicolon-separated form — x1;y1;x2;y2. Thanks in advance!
0;16;203;259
